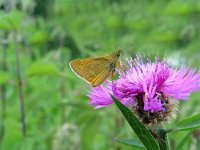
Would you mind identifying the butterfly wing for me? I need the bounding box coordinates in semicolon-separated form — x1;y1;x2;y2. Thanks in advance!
69;57;111;86
84;61;111;87
90;69;112;87
89;56;121;86
69;58;95;79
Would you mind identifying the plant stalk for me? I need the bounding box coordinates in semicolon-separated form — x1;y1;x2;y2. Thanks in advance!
153;127;169;150
60;78;66;123
0;32;8;146
14;30;26;136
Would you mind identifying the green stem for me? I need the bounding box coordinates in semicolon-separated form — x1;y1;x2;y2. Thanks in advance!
0;32;8;147
14;30;26;136
197;139;200;150
154;128;169;150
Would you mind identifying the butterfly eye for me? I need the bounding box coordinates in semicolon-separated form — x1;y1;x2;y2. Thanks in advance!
117;51;121;57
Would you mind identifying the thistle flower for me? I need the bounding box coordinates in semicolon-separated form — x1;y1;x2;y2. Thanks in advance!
87;55;200;125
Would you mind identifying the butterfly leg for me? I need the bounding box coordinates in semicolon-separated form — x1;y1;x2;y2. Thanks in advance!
111;70;115;83
120;61;128;70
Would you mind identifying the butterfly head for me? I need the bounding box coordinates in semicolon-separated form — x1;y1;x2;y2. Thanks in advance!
115;49;122;58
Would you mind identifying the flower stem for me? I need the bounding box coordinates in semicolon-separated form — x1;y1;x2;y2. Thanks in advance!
154;127;169;150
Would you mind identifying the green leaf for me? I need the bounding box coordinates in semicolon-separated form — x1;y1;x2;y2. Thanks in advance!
168;113;200;132
117;138;145;149
26;63;59;77
111;95;160;150
164;2;194;15
0;71;9;84
175;131;191;150
0;15;13;30
0;10;22;30
31;31;49;45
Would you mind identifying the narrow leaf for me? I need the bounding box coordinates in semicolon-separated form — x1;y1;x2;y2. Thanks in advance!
111;95;159;150
175;131;191;150
117;138;145;149
167;113;200;132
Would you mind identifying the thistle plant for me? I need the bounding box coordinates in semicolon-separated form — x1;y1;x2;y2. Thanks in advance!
87;55;200;150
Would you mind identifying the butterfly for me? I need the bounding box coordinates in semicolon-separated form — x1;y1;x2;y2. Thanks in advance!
69;50;122;87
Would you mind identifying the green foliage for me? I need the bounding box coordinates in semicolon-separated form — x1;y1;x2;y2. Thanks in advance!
31;31;49;45
117;138;145;149
0;0;200;150
26;63;59;76
0;10;22;30
0;71;9;84
111;95;160;150
175;131;192;150
168;113;200;132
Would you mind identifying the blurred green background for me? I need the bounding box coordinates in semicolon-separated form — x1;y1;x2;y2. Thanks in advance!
0;0;200;150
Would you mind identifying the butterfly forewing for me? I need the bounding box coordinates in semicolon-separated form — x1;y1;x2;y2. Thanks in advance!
69;58;95;79
70;57;110;86
91;66;111;87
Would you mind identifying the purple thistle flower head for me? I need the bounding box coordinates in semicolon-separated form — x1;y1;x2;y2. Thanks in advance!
87;55;200;124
